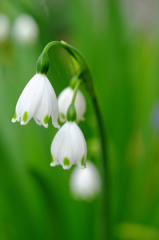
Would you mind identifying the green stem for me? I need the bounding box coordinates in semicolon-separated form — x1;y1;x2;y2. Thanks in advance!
40;40;111;239
71;79;82;105
92;95;111;240
43;41;64;53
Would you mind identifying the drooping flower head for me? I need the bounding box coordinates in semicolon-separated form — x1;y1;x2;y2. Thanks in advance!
50;104;87;169
12;51;59;128
69;161;102;201
58;86;86;123
12;73;59;128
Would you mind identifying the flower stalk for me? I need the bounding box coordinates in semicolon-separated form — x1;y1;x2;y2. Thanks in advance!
12;39;111;239
71;79;82;105
39;40;111;239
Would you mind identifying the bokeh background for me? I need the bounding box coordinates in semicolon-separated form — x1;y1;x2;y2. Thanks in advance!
1;0;159;239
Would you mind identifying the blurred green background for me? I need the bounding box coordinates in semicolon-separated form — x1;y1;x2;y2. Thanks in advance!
1;0;159;239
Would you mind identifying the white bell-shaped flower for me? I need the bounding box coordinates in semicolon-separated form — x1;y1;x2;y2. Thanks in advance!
69;161;102;201
50;121;87;170
12;73;59;128
12;14;39;44
58;87;86;122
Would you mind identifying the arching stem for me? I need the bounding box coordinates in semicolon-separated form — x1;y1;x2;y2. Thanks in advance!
38;40;111;239
92;95;111;239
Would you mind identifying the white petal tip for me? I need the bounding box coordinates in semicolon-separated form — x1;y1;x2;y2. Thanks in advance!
20;121;26;125
77;164;86;169
11;118;16;123
59;116;66;123
53;121;60;129
50;163;55;167
62;165;71;170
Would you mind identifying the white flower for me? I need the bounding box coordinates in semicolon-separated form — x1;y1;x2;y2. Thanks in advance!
50;121;87;169
69;161;102;201
58;87;86;122
0;13;10;41
12;73;59;128
12;14;39;44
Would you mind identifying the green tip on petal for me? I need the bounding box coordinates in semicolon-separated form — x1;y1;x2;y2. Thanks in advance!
23;111;28;123
61;113;65;120
57;118;62;127
51;154;54;163
13;111;17;119
81;155;85;167
44;115;49;124
63;157;70;166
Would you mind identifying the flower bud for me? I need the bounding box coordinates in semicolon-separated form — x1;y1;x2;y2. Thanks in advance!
36;52;49;75
69;161;102;201
67;104;76;122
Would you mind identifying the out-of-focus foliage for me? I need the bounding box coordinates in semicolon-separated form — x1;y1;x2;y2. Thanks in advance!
1;0;159;239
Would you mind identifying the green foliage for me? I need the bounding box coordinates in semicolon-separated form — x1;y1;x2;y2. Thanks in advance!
1;0;159;239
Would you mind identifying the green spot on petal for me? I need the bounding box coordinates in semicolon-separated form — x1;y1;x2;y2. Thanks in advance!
61;113;65;120
44;115;49;124
81;155;85;167
63;157;70;166
37;119;40;123
51;154;54;163
23;111;28;123
13;111;17;119
57;118;61;125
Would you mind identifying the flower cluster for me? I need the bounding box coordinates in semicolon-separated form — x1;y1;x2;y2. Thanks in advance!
12;41;102;200
12;61;87;170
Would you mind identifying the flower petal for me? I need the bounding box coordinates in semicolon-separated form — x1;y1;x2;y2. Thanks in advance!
58;87;73;122
70;122;87;168
57;123;74;169
75;90;86;122
50;122;69;166
33;76;51;128
13;74;45;125
45;76;59;128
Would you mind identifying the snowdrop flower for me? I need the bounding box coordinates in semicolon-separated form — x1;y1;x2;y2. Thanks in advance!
0;13;10;41
50;118;87;169
12;14;39;44
58;86;86;122
69;161;102;201
12;73;59;128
